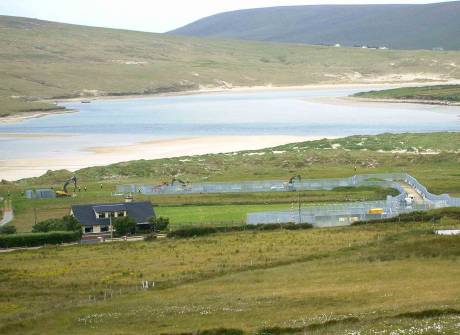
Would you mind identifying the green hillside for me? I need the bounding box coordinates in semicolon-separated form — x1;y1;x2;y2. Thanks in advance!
354;84;460;102
1;15;460;117
171;2;460;50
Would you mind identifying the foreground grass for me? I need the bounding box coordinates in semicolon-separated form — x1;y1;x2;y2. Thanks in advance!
0;211;459;334
354;84;460;103
1;16;460;117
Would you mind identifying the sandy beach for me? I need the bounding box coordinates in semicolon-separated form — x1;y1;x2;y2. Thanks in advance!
0;135;329;181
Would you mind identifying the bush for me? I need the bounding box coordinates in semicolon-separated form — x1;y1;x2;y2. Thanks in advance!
33;215;81;233
155;217;169;231
113;216;136;237
198;329;244;335
168;223;313;238
0;231;81;248
149;216;170;232
352;207;460;226
0;224;16;234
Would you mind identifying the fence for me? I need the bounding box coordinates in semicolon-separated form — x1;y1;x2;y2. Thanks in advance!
116;173;460;227
246;173;459;227
116;173;409;196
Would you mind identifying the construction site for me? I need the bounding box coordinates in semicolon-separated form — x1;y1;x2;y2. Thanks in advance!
116;173;460;227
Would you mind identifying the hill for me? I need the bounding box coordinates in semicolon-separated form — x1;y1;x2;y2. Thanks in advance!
1;15;460;117
170;1;460;50
354;84;460;103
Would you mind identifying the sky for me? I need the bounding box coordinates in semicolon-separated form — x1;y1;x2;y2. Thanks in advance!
0;0;454;33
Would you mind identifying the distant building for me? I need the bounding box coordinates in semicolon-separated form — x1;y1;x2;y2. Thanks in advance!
25;189;56;199
379;46;389;50
432;47;444;51
71;201;155;234
334;43;341;47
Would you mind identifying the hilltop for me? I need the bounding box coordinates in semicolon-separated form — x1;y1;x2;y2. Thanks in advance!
171;1;460;50
1;15;460;117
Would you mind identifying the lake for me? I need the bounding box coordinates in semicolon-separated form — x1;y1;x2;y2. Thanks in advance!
0;86;459;179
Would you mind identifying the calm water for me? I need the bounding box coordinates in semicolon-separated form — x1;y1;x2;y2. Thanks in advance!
0;87;459;159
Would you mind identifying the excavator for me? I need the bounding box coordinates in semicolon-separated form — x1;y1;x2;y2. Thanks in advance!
152;177;190;192
170;177;189;188
286;175;301;191
56;176;77;197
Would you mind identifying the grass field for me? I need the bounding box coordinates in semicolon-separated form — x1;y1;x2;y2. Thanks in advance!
1;15;460;117
0;209;459;334
354;84;460;102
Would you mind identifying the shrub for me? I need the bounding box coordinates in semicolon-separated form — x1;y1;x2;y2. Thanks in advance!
168;223;313;238
198;328;244;335
352;207;460;226
0;231;81;248
0;224;16;234
113;216;136;236
149;216;170;232
33;215;81;233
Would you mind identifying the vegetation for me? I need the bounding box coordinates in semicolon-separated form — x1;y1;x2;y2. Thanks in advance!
354;84;460;103
0;230;80;248
0;209;459;334
0;224;16;234
1;16;460;117
167;223;313;239
150;216;170;232
171;2;460;50
32;215;81;233
113;216;137;237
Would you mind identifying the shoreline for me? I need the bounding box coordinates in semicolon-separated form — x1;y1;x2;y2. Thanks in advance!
2;80;460;125
0;135;332;181
52;80;460;103
0;108;77;125
346;96;460;106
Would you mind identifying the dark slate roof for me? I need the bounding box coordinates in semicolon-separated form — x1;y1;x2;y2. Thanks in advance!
71;201;155;227
93;204;127;212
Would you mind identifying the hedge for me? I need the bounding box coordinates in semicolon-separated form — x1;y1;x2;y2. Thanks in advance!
0;231;81;248
352;207;460;226
168;223;313;238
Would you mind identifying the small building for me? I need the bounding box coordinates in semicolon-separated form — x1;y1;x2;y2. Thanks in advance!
71;201;155;234
25;189;56;199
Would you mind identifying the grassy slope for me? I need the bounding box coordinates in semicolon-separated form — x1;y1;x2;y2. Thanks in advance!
1;15;460;116
354;84;460;102
170;2;460;50
2;132;459;232
0;210;459;334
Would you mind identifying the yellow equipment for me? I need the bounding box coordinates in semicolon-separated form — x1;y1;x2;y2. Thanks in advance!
55;191;72;197
368;208;384;214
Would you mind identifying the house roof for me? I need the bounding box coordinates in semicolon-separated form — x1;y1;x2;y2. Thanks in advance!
93;204;127;212
71;201;155;227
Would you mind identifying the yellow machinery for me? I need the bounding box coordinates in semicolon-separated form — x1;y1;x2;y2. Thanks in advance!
56;176;77;197
368;208;384;214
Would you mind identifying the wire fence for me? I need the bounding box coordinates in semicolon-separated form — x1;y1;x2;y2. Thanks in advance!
116;173;459;227
247;173;459;226
116;173;409;195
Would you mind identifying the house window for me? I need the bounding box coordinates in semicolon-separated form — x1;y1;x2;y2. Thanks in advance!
117;211;126;217
84;226;93;233
101;226;109;232
109;212;116;218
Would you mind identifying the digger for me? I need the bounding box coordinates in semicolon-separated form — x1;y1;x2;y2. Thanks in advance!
56;176;78;197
